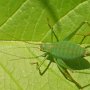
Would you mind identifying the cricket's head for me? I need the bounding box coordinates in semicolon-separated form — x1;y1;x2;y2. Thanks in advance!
40;43;52;52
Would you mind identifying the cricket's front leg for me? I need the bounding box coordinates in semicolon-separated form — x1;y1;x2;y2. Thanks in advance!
77;32;90;44
31;55;52;76
33;61;52;76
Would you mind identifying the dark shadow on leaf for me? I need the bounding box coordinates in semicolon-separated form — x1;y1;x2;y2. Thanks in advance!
63;58;90;70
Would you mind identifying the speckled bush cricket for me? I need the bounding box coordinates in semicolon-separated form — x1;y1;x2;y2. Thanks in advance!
31;21;90;89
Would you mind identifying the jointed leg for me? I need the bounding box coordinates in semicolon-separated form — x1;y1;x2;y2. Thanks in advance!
58;66;90;89
76;21;90;44
53;58;82;88
64;21;90;41
47;18;59;42
58;66;82;89
36;61;52;75
77;32;90;44
31;54;52;75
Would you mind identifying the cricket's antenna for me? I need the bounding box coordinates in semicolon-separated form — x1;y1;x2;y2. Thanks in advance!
25;41;42;45
8;53;45;61
0;49;44;60
0;29;43;46
19;54;45;60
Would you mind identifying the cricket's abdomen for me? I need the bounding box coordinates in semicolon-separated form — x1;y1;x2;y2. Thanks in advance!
49;41;85;60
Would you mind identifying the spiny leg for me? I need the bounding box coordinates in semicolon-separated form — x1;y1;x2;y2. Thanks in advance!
57;66;82;89
78;32;90;52
77;32;90;44
47;18;59;42
36;60;52;75
58;66;90;89
76;21;90;44
31;57;46;68
31;55;52;75
64;21;90;41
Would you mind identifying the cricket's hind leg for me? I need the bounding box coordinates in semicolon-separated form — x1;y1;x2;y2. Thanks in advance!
78;32;90;44
47;18;59;42
63;21;89;41
58;66;90;89
76;21;90;44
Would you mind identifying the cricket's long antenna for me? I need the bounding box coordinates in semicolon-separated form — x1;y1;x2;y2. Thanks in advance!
10;54;45;61
0;29;42;45
0;49;45;61
26;41;42;45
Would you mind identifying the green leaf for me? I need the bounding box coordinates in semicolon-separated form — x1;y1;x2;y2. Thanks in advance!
0;0;90;90
0;0;26;26
0;0;89;42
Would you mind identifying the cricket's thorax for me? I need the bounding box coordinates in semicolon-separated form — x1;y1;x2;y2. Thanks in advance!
40;41;86;60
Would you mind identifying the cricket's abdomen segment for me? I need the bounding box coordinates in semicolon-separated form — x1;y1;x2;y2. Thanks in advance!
41;41;85;60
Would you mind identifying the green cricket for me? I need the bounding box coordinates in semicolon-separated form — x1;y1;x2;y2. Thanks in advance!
31;21;90;89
